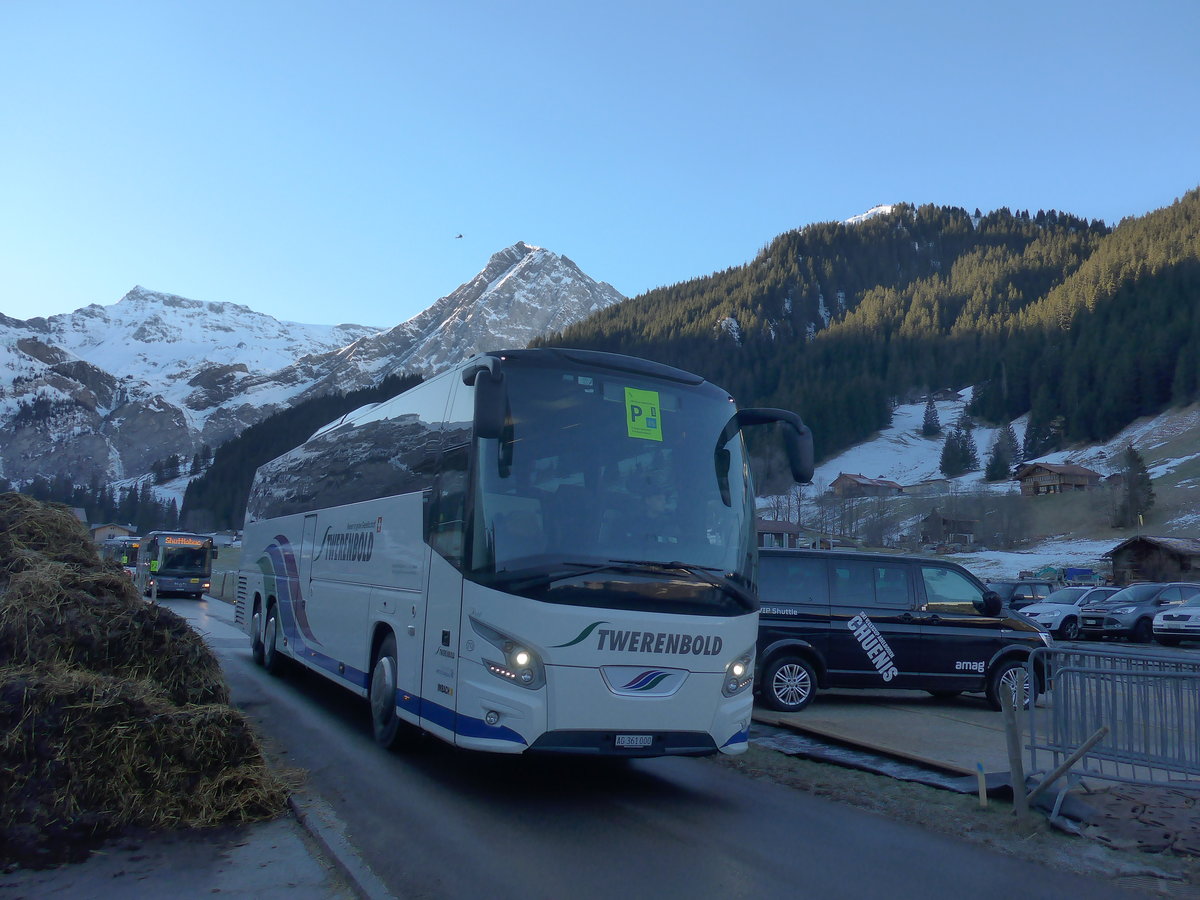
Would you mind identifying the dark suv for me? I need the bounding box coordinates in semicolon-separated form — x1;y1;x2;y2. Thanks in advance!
756;549;1051;713
985;579;1057;611
1079;582;1200;642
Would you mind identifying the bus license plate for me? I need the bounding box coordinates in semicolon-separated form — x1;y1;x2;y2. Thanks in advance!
616;734;653;748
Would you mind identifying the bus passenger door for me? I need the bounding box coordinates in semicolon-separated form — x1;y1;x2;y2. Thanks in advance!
291;514;318;655
300;515;318;585
421;444;470;739
422;554;464;737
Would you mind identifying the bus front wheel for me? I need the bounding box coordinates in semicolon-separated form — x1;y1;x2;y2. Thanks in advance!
370;633;416;751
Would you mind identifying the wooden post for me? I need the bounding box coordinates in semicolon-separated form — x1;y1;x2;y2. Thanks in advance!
1001;669;1030;821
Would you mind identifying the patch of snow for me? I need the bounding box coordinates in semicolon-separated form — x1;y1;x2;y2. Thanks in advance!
844;205;896;226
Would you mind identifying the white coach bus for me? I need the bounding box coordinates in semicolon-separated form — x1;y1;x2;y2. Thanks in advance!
236;348;812;757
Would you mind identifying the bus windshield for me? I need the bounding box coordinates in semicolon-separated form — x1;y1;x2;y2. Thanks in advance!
159;546;211;576
467;362;756;614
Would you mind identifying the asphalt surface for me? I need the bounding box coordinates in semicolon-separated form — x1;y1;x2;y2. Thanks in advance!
3;598;1193;899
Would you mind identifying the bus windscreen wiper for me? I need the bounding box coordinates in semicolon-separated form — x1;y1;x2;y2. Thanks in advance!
577;558;757;610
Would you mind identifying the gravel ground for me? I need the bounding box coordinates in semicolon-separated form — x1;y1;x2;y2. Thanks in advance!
711;744;1200;896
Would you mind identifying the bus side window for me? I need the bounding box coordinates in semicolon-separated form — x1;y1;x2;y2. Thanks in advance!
429;445;469;568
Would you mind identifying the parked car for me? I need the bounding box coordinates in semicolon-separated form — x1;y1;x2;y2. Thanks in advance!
755;549;1051;713
985;579;1057;610
1080;582;1200;643
1020;586;1120;640
1153;594;1200;646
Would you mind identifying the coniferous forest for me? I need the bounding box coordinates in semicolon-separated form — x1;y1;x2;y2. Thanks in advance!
534;190;1200;466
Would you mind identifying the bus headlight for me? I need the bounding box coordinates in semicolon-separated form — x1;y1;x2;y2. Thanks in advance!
722;648;755;697
470;617;546;690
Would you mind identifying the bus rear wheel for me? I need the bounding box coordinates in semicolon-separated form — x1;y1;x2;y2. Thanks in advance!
262;604;285;675
251;601;265;665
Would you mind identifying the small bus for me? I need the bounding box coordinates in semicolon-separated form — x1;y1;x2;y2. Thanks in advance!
100;535;141;578
236;348;812;756
135;531;217;599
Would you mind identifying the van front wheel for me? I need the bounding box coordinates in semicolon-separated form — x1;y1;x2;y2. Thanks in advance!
762;656;817;712
987;659;1035;711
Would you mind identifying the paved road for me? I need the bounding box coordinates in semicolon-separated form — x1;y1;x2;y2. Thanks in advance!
176;597;1147;900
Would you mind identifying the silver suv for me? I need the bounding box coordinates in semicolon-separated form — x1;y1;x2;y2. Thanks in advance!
1080;582;1200;643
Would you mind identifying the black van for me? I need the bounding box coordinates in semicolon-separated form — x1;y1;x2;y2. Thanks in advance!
755;549;1051;712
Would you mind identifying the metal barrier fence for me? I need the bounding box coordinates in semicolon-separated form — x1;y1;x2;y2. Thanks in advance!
213;570;238;603
1026;646;1200;790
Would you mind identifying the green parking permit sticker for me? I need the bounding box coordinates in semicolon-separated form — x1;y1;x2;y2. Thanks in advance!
625;387;663;441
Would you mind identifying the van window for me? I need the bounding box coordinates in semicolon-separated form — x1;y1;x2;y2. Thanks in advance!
759;557;828;608
830;560;912;609
921;565;986;615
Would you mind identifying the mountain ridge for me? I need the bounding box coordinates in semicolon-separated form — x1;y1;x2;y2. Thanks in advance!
0;243;624;487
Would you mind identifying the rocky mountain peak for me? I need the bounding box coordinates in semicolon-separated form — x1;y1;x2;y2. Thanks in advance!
0;244;625;488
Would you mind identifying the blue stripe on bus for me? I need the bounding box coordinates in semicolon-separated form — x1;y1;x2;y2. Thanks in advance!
721;729;749;748
406;692;527;745
289;641;370;690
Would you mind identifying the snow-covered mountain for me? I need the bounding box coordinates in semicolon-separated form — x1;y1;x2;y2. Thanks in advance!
246;242;625;402
0;243;624;486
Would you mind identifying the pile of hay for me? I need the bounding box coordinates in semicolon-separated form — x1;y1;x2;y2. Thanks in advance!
0;493;288;867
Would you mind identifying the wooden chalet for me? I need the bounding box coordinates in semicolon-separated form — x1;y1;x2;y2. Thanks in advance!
919;509;976;546
756;517;803;549
755;518;842;550
1014;462;1102;496
90;522;137;543
1104;536;1200;585
830;473;904;498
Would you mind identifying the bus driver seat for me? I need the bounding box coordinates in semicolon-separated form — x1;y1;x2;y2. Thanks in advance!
549;484;593;553
494;509;546;564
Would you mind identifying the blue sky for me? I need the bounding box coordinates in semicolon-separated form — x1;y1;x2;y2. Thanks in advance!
2;1;1197;327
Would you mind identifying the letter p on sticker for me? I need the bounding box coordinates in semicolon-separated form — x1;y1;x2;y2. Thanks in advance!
625;387;663;441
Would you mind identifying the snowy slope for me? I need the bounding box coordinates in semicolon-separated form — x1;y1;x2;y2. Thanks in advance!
806;391;1200;579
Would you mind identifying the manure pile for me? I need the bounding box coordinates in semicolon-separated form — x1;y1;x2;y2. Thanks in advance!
0;493;287;867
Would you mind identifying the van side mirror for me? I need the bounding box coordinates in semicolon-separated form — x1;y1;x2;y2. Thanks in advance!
982;590;1002;617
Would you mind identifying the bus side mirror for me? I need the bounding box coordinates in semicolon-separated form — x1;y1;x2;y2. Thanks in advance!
778;415;815;485
467;365;507;440
211;549;219;560
717;408;815;485
715;448;732;506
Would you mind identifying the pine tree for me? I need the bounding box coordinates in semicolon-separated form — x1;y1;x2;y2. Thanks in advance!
940;422;979;477
984;433;1012;482
1001;422;1021;469
922;396;941;437
939;429;963;477
962;426;979;471
1113;445;1155;528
